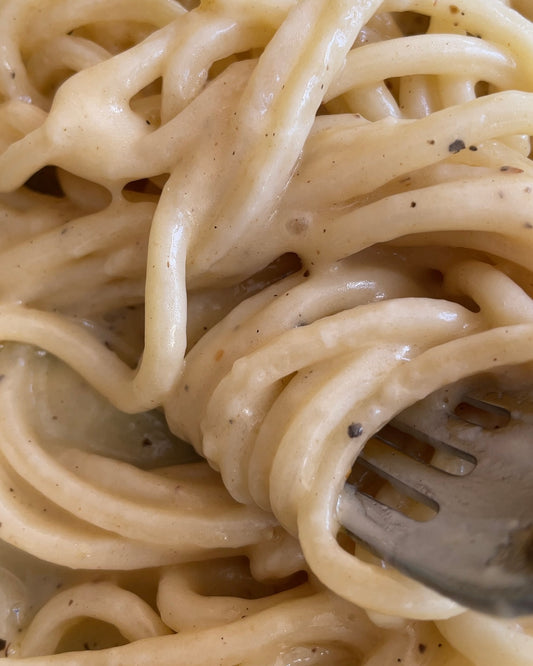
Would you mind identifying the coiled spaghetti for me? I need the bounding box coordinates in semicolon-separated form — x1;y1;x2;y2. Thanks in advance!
0;0;532;663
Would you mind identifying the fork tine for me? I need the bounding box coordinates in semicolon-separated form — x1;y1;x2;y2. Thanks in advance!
387;418;481;462
466;388;533;416
340;387;533;617
359;444;456;507
339;485;415;550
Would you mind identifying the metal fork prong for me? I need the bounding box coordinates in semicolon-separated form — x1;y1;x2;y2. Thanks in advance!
339;485;415;551
340;386;533;617
385;419;479;464
359;447;453;508
458;395;511;422
465;389;533;416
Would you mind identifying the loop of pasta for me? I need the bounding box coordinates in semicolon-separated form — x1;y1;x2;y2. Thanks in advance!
0;0;532;663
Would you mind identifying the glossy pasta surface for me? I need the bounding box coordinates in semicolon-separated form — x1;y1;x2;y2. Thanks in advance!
0;0;532;663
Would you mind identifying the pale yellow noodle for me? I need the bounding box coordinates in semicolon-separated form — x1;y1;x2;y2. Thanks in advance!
0;0;531;664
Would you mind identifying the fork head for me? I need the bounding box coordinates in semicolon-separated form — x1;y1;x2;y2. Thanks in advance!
338;381;533;617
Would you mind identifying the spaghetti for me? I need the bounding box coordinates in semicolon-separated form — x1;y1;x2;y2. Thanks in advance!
0;0;532;663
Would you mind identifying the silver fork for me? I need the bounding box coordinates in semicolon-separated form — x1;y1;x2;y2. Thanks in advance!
338;385;533;617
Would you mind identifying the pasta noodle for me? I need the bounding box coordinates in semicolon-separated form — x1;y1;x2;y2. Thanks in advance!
0;0;532;663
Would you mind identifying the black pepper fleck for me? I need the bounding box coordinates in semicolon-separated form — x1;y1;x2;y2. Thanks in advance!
347;423;363;438
418;644;427;654
448;139;466;153
499;165;524;174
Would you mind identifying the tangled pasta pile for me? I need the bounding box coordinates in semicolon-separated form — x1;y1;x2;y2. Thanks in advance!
0;0;533;663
